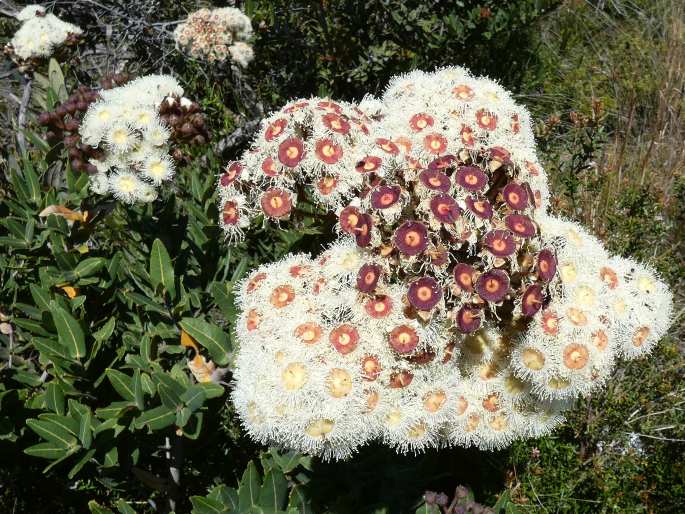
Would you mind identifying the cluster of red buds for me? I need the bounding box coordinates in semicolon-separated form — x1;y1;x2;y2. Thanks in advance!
37;74;209;177
158;95;209;160
37;74;130;174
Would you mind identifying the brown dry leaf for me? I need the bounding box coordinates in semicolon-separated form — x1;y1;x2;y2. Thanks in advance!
38;205;87;222
180;329;200;352
60;286;79;298
188;354;216;383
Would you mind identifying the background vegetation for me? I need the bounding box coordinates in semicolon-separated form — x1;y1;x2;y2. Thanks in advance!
0;0;683;512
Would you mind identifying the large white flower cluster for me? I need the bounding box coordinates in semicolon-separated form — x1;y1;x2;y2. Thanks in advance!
10;4;82;60
173;7;254;67
80;75;185;203
224;67;674;459
232;241;570;459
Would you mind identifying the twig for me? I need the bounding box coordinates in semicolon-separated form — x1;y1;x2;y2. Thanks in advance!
214;119;261;156
164;434;184;513
16;75;32;157
629;431;685;443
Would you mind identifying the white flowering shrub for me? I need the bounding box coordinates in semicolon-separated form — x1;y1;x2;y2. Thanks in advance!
79;75;202;203
222;67;673;459
173;7;254;67
8;4;82;60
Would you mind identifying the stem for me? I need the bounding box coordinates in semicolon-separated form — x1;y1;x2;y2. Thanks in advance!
16;75;32;157
165;434;184;512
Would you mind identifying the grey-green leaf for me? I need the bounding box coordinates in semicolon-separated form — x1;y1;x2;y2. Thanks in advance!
238;461;261;512
45;382;65;415
150;239;176;299
24;442;68;460
78;407;93;449
116;499;138;514
106;369;135;401
26;419;78;448
135;406;175;431
259;470;288;513
189;496;226;514
49;301;86;359
132;370;145;410
74;257;105;279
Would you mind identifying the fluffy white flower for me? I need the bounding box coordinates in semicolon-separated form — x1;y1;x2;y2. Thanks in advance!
79;75;185;203
142;154;175;184
108;172;155;204
10;8;82;60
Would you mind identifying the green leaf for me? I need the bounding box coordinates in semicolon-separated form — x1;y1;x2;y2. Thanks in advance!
132;370;145;410
116;499;138;514
32;337;70;360
135;406;175;431
45;382;65;415
238;461;261;512
103;446;119;467
288;486;312;514
93;317;116;341
88;500;115;514
48;58;67;102
270;449;308;474
259;470;288;513
26;419;78;448
78;407;93;449
95;401;134;420
73;257;105;279
49;301;86;359
158;383;182;409
199;382;225;399
180;384;207;412
209;485;239;510
179;318;231;366
122;291;170;318
68;448;95;479
106;369;135;402
30;284;52;311
38;413;78;436
22;160;41;203
182;412;204;440
10;369;43;387
210;281;237;321
140;335;152;363
176;406;193;428
150;239;176;299
12;318;52;337
24;442;68;460
190;496;226;514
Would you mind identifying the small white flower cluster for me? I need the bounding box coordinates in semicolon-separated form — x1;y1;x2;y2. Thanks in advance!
174;7;254;67
80;75;185;203
9;4;82;60
227;67;674;459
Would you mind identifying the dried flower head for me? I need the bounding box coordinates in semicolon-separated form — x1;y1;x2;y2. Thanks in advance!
174;7;254;67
